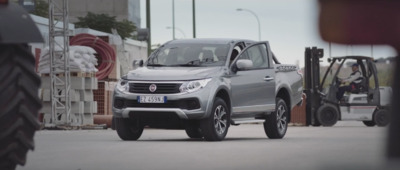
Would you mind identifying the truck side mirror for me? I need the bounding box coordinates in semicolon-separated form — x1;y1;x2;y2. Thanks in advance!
132;60;144;68
236;59;253;70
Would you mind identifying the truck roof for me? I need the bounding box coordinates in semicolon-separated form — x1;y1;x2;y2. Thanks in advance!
166;38;256;45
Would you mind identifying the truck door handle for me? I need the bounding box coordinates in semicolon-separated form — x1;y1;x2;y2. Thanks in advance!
264;76;274;81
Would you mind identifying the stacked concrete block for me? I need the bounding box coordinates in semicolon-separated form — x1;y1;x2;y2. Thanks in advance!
85;77;98;89
39;74;99;126
79;90;94;101
60;90;81;102
40;76;86;90
71;77;86;90
41;89;51;102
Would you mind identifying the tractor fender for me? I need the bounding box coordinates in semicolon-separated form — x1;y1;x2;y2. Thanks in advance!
0;2;43;43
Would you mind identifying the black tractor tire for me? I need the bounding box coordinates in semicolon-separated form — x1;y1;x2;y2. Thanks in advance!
362;121;376;127
200;97;230;141
264;97;288;139
0;44;41;170
115;117;144;140
184;120;203;139
373;109;390;127
316;103;339;127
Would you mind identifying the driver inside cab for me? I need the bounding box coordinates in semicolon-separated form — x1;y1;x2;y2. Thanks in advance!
336;63;362;101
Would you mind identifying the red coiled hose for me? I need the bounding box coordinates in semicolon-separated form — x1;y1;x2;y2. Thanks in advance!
70;33;116;80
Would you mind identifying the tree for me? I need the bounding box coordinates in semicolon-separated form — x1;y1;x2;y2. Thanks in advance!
30;0;49;18
116;19;137;40
75;12;137;40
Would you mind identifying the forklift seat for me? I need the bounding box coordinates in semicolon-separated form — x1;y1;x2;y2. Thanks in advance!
351;77;367;94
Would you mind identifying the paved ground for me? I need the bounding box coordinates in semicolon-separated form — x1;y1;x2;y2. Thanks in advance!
18;121;390;170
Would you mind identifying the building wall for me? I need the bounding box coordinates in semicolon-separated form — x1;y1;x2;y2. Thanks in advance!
68;0;141;28
128;0;141;29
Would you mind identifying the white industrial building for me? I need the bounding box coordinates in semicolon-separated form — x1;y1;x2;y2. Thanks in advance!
68;0;141;28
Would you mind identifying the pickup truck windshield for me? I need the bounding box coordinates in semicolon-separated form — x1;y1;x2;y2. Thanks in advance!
147;43;230;67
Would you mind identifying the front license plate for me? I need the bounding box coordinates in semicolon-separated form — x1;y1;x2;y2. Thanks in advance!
138;96;166;103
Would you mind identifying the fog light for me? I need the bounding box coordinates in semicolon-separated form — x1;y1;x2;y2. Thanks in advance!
186;99;200;110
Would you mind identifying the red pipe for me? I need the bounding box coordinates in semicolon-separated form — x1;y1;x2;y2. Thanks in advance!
70;33;116;80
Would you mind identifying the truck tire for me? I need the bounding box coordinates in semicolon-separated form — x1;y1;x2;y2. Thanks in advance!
363;121;376;127
185;125;203;139
115;118;144;140
0;44;41;170
200;97;230;141
373;109;390;127
316;103;339;126
184;120;203;139
264;97;288;139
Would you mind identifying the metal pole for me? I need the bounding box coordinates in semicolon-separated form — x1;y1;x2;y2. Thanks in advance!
192;0;196;38
236;8;261;41
146;0;151;55
48;0;55;125
329;42;332;58
387;46;400;158
371;44;374;57
172;0;175;40
63;0;71;125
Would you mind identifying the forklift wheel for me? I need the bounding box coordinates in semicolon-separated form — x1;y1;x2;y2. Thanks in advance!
363;121;376;127
374;109;390;127
316;104;339;126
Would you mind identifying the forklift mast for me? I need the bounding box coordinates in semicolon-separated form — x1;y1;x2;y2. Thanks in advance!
304;47;324;126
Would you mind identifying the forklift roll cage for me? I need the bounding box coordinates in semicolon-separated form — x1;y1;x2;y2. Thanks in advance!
321;56;380;105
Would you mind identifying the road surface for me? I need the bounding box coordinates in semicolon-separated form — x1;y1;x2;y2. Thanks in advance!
18;121;388;170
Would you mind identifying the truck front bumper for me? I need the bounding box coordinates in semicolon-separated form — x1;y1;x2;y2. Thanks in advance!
112;86;213;120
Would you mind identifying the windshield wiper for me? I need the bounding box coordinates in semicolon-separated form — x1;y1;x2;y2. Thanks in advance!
172;59;202;67
147;64;165;67
174;64;202;67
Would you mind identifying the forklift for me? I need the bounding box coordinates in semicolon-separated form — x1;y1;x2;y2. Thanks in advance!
304;47;392;127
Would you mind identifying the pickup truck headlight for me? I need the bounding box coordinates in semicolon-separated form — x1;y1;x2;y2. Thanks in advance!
116;79;129;92
179;78;212;93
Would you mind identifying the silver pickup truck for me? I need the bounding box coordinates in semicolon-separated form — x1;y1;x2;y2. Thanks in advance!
112;39;303;141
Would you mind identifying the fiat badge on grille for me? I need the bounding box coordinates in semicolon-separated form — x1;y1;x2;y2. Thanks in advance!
149;84;157;92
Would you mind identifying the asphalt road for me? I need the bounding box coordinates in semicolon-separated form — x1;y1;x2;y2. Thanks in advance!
18;121;389;170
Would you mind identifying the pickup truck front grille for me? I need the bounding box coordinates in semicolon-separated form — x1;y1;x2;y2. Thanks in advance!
114;98;200;110
128;83;182;94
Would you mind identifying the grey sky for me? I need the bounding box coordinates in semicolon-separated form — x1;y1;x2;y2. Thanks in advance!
141;0;397;66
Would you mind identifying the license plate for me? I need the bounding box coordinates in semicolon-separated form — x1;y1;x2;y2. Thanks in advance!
138;96;166;103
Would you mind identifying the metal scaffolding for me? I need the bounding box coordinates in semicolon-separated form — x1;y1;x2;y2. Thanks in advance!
48;0;72;126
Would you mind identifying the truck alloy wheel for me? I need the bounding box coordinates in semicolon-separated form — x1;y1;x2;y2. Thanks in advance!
214;105;228;134
264;97;288;139
316;103;339;127
200;97;230;141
